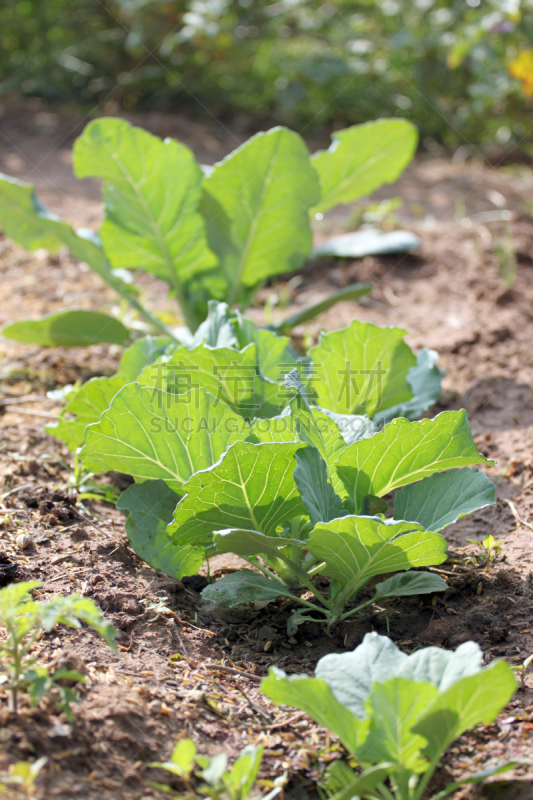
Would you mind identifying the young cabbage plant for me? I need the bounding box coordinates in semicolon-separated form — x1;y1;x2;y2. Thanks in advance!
0;117;416;345
80;341;492;631
149;737;282;800
0;581;117;716
261;633;517;800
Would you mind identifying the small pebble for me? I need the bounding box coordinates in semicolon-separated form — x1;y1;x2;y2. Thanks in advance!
148;699;162;714
16;533;33;550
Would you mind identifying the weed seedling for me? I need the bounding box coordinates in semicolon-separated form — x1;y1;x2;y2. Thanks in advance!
149;737;283;800
466;534;503;571
0;581;116;715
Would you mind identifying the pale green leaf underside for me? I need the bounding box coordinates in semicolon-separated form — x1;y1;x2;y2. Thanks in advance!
311;119;418;214
168;441;306;546
46;375;126;451
308;516;447;597
80;384;246;490
201;127;321;296
309;320;416;417
315;633;486;720
2;309;129;347
73;117;216;284
336;410;493;513
117;480;204;579
394;467;496;532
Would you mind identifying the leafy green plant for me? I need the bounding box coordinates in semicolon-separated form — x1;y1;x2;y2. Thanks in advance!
466;533;504;572
0;581;117;715
0;116;416;345
149;737;282;800
261;633;517;800
76;311;494;631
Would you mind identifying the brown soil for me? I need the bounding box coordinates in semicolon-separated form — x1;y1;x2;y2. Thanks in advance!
1;101;533;799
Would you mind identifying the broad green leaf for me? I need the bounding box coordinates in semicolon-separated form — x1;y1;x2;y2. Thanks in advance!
272;283;373;335
394;467;496;533
373;571;447;600
80;385;246;490
2;310;129;347
309;320;417;417
116;480;204;579
213;529;302;561
45;375;125;451
293;448;347;526
311;119;418;214
313;230;420;259
336;411;493;513
0;174;171;337
308;516;447;604
168;441;306;546
358;679;438;771
374;348;442;425
201;127;320;303
412;662;517;760
138;343;283;418
73;118;216;328
261;669;365;755
118;335;174;382
202;570;289;607
0;174;110;273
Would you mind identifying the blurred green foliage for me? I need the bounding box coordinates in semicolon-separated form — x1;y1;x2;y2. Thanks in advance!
1;0;533;148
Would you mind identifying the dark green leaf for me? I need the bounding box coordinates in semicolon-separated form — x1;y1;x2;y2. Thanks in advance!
293;448;347;526
117;480;204;579
394;467;496;532
202;570;288;607
373;571;447;600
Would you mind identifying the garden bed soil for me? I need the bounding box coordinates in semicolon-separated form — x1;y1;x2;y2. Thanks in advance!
1;104;533;798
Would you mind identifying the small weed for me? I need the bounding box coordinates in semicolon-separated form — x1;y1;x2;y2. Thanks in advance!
0;581;117;716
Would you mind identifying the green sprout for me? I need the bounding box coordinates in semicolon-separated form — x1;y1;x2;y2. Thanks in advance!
0;581;117;716
466;534;503;572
